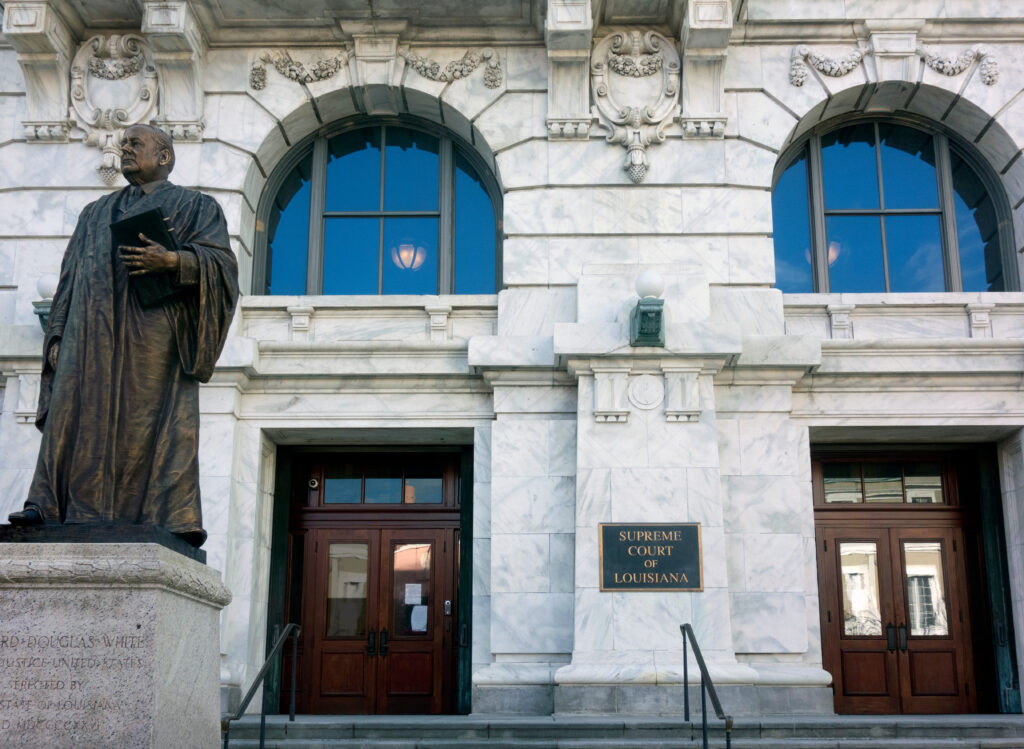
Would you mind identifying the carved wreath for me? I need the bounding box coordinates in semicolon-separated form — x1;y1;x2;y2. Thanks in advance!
87;35;145;80
250;50;351;90
918;44;999;85
790;45;867;86
790;43;999;87
400;48;503;89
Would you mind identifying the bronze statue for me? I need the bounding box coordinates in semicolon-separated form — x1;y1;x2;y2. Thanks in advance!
6;124;239;547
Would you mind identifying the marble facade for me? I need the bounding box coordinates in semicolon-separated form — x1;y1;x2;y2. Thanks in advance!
1;0;1024;718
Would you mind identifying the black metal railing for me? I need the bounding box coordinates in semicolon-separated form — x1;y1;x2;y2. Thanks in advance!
680;623;733;749
221;623;301;749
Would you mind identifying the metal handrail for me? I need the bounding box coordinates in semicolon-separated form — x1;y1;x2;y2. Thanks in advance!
222;622;301;749
680;623;733;749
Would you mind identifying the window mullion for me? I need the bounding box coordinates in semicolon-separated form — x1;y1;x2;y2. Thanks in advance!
307;136;328;295
438;138;454;294
807;137;830;292
874;123;891;293
935;133;962;291
378;127;387;294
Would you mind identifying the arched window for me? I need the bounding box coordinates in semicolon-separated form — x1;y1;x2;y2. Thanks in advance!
257;120;501;295
771;119;1015;293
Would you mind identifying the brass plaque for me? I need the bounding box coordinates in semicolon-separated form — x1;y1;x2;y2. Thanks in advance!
599;523;702;592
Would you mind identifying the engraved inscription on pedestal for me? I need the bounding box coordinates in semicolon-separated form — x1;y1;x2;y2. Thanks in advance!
0;590;154;747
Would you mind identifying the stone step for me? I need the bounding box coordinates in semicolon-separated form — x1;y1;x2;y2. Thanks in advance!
224;715;1024;747
226;740;1024;749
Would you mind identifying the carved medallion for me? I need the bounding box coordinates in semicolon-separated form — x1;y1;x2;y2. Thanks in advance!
71;35;158;184
628;374;665;410
591;30;680;184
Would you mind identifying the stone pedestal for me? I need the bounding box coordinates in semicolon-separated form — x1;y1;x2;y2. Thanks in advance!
0;542;231;749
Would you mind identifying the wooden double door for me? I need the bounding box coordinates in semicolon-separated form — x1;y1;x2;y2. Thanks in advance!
818;523;975;713
283;451;465;715
303;526;457;713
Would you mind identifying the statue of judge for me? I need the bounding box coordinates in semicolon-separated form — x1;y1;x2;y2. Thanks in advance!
7;124;239;547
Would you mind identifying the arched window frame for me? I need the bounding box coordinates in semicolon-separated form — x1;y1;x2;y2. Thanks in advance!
254;115;503;295
772;114;1018;293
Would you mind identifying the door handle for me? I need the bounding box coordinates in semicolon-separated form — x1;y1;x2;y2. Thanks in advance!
886;623;896;653
379;628;389;658
367;628;377;657
898;623;908;653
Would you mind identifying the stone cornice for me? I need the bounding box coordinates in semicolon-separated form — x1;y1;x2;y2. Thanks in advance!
0;543;232;607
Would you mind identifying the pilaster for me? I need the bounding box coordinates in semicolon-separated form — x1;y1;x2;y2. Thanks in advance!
1;0;76;142
142;0;208;141
545;0;594;139
679;0;731;138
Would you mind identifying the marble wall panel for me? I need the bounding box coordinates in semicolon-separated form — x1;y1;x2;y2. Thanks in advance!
731;592;808;653
491;418;549;476
708;286;784;335
0;96;24;148
687;467;725;527
0;49;27;92
723;45;763;90
501;236;552;286
498;286;576;336
701;526;729;589
638;236;729;283
723;139;776;190
742;533;805;593
609;467;688;523
491;476;575;534
473;595;492;666
504;46;547;90
504;187;684;236
198;415;237;478
549;532;575;595
573;588;615;653
576;468;612;528
738;416;802;476
574;524;600;589
491;592;573;653
496;139;548;190
473;481;492;540
715;385;794;415
475;92;547;152
731;91;800;153
716;418;741;476
492;533;550;592
548;420;577;477
690;587;734;655
611;591;691;652
851;312;968;339
722;475;804;534
681;187;772;235
728;236;776;285
205;93;279;159
492;385;577;416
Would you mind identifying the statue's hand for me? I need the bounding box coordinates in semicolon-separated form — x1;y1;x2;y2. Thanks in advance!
119;232;178;276
47;342;59;370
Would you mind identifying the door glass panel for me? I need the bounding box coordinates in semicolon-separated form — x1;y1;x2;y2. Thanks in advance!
864;463;903;503
823;463;862;504
392;542;432;635
326;543;369;637
365;464;402;504
904;541;949;636
904;462;944;504
840;542;883;636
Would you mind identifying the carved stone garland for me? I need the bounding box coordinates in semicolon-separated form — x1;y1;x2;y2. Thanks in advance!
400;48;503;88
249;49;351;90
591;31;680;184
71;35;159;185
790;43;999;87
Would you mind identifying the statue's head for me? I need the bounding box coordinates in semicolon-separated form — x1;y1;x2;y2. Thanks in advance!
120;124;175;186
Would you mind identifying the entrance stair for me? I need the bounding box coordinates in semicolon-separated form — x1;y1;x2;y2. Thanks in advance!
225;714;1024;749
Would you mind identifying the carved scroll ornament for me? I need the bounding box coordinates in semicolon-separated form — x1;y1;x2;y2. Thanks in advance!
249;49;351;90
591;31;680;184
71;35;158;184
400;47;503;88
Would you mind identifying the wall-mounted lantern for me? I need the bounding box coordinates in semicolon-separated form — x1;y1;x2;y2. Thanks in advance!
630;270;665;347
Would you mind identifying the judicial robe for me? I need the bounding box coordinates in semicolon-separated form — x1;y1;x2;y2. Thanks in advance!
24;181;239;541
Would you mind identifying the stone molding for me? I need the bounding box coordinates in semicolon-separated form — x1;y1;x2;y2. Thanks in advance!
142;0;207;143
0;543;232;608
591;30;680;183
71;34;159;184
679;0;731;139
570;359;717;424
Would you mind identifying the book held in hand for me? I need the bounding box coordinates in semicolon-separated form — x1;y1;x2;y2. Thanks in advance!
110;207;187;308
